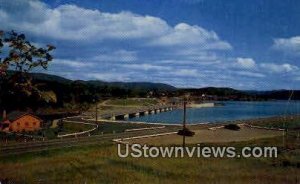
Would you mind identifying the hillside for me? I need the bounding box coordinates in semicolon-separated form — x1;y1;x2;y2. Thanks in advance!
1;72;299;112
11;72;300;100
30;72;176;92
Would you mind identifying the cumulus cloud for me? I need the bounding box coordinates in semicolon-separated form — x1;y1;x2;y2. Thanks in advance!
259;63;299;73
235;71;265;78
272;36;300;56
0;1;168;41
233;57;298;75
2;0;298;89
236;58;256;69
294;76;300;81
92;50;138;62
86;72;132;81
148;23;231;50
0;0;232;80
173;69;199;77
52;59;95;68
0;0;231;52
123;64;171;71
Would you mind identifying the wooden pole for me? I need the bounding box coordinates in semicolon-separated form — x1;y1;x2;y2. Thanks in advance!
183;100;187;147
183;101;187;129
96;103;100;131
95;103;98;124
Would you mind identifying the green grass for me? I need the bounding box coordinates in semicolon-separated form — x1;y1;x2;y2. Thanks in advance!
36;128;59;139
59;122;95;134
0;122;159;142
92;122;161;135
0;136;299;183
1;119;299;183
251;117;300;129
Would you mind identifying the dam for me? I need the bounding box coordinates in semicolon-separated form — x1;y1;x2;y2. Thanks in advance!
101;106;175;121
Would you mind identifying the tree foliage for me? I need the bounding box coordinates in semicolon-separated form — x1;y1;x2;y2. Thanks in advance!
0;30;55;75
0;30;55;111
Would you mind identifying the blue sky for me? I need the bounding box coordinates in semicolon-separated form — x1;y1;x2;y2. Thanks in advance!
1;0;300;89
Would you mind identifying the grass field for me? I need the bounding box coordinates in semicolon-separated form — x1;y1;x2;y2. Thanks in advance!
1;117;299;183
60;122;95;134
250;118;300;129
0;135;299;183
126;125;283;145
93;122;164;135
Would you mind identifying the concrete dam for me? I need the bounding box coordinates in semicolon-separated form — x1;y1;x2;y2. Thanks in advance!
101;106;175;121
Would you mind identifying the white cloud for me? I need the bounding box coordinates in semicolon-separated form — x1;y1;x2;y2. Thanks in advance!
272;36;300;56
259;63;298;73
123;64;171;71
52;59;95;68
235;71;265;78
86;72;131;81
0;2;169;41
236;57;256;69
5;0;291;89
92;50;137;62
294;76;300;81
173;69;199;77
149;23;231;50
0;0;231;52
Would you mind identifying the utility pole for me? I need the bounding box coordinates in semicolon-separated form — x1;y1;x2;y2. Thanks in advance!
182;98;187;148
177;93;194;148
93;99;99;130
96;103;98;124
284;90;294;149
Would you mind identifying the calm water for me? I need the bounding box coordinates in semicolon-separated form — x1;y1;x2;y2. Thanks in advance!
129;101;300;124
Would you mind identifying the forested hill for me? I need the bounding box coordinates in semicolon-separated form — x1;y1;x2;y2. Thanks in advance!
1;72;300;112
244;90;300;100
178;87;300;100
31;72;177;91
15;72;300;100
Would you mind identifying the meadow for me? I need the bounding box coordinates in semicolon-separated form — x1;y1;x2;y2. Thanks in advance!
0;132;299;183
1;110;299;183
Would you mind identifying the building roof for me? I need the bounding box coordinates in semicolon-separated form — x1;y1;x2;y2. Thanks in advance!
6;111;42;122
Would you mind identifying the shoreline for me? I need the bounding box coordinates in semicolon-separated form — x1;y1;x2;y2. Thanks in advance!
117;114;300;126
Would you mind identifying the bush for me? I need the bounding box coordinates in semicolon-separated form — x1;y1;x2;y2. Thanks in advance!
224;124;240;131
177;128;195;136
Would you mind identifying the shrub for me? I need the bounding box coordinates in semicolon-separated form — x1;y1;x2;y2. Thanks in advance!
177;128;195;136
224;124;240;131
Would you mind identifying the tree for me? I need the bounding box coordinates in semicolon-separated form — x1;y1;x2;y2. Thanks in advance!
0;30;55;111
0;30;55;75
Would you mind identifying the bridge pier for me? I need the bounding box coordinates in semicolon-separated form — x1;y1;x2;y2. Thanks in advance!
124;114;129;120
129;112;140;118
105;106;174;120
139;111;149;116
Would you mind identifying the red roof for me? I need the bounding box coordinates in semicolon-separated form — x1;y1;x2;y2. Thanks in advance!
6;111;43;122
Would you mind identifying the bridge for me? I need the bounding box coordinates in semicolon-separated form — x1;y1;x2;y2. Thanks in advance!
100;105;176;120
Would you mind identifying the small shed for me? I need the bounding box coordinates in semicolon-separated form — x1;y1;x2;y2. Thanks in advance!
1;111;42;132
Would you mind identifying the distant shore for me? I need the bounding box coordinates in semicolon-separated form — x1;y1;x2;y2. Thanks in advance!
191;114;300;128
